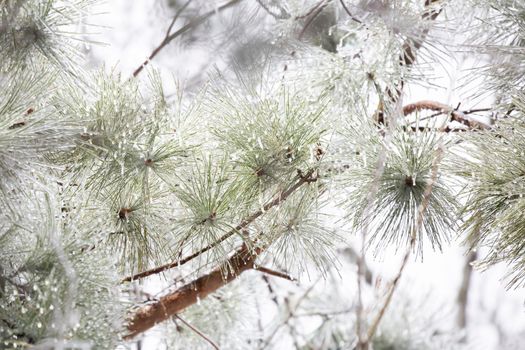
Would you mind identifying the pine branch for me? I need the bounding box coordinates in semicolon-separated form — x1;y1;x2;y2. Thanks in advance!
124;171;318;338
121;169;317;283
131;0;243;77
366;142;445;342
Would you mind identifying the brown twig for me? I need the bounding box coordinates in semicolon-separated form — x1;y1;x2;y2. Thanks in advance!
174;314;220;350
255;266;296;282
131;0;242;77
402;100;491;129
417;107;492;125
405;125;466;133
121;170;316;283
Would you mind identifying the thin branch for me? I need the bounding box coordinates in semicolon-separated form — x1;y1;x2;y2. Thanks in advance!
463;108;492;115
298;0;329;40
293;308;353;318
121;170;317;283
457;250;477;330
132;0;243;77
405;125;473;133
355;251;366;349
262;274;279;306
260;276;322;350
355;90;395;348
417;107;492;124
167;0;193;35
295;0;327;20
255;0;290;20
338;247;373;285
255;266;296;282
338;0;362;24
174;314;220;350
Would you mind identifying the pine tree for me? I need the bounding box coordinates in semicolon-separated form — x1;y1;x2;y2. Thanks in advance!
1;0;524;349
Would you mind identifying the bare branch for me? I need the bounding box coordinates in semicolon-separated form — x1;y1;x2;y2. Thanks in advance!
174;314;220;350
167;0;193;36
298;0;329;40
338;247;373;285
255;266;297;282
132;0;243;77
457;250;477;330
338;0;362;24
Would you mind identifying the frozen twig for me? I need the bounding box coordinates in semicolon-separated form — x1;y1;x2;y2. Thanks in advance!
457;250;477;329
174;314;220;350
132;0;243;77
255;266;297;282
298;0;329;40
339;0;362;24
